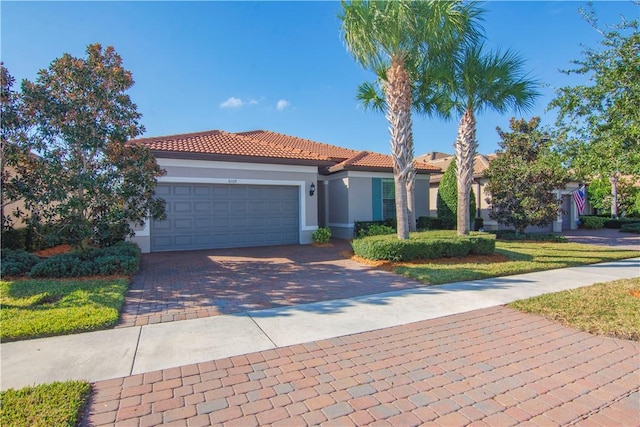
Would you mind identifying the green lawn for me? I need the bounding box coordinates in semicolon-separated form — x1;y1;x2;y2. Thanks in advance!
394;241;640;285
509;277;640;341
0;381;91;427
0;277;128;342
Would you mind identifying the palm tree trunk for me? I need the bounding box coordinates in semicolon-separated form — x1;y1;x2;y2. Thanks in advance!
386;56;413;240
406;132;416;232
454;108;477;235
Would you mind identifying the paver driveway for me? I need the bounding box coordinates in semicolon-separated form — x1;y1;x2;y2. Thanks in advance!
118;240;424;328
85;306;640;426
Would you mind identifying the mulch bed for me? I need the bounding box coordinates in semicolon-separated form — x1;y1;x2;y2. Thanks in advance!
32;244;73;257
345;251;510;272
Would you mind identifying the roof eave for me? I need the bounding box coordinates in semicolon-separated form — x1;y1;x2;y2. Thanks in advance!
151;151;334;167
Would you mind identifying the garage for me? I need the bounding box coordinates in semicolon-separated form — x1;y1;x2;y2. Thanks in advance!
151;183;299;252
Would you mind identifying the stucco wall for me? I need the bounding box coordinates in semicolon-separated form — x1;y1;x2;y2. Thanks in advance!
348;176;373;223
326;175;351;239
414;177;430;218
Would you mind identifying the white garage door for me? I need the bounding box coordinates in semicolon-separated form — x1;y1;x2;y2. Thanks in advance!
151;183;299;252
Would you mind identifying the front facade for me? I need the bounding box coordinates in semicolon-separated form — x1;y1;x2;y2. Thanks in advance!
417;152;590;233
130;130;438;253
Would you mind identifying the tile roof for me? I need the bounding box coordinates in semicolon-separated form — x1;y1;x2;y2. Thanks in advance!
417;153;494;178
132;129;440;174
237;130;360;161
328;151;439;173
133;130;330;162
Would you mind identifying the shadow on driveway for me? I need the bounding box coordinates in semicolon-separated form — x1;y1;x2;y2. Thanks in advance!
118;240;430;327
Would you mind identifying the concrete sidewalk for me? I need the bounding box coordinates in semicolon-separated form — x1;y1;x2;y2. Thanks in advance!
2;258;639;391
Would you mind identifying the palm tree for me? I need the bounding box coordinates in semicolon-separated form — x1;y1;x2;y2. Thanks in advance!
450;43;539;235
340;0;480;239
357;61;455;232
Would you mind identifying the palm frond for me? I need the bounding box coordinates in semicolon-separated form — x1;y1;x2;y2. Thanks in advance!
357;81;386;113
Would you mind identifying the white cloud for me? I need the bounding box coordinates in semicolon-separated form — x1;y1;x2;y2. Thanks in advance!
220;97;244;109
276;99;290;111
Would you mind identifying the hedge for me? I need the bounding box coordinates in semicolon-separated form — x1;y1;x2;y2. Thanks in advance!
351;231;495;261
353;219;396;238
1;241;141;278
620;223;640;234
580;216;607;229
580;215;640;230
491;230;568;243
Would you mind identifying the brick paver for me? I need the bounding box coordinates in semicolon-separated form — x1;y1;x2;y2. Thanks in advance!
84;306;640;426
117;241;428;327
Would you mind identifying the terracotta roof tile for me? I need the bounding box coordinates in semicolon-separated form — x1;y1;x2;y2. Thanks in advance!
328;151;440;173
238;130;360;160
133;128;439;174
133;130;330;162
418;153;494;179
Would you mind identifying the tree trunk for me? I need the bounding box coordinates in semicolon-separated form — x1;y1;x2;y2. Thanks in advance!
610;173;619;219
454;108;477;236
386;56;413;240
406;132;416;232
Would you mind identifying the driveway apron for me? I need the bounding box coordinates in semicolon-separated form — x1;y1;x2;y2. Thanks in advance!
117;240;426;328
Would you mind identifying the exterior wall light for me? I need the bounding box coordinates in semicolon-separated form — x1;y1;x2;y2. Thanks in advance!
309;182;316;196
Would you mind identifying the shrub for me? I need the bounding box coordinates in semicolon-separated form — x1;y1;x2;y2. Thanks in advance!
28;241;140;278
1;249;42;277
351;231;495;261
620;223;640;234
1;228;26;250
353;220;396;238
416;216;444;230
603;218;640;229
474;217;484;231
580;216;606;229
492;230;567;243
436;160;475;230
311;227;331;244
357;223;395;238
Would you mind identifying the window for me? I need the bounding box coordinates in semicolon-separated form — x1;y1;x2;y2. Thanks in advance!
382;178;395;219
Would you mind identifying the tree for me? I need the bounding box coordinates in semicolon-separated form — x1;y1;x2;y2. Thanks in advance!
17;44;165;248
0;64;33;229
340;0;480;239
449;43;539;235
437;158;475;230
549;5;639;218
484;117;568;234
587;175;640;217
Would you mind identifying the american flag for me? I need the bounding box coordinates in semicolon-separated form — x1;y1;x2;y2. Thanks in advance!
572;185;586;215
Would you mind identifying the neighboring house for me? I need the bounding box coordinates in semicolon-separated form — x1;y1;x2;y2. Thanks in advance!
131;130;439;253
416;152;589;233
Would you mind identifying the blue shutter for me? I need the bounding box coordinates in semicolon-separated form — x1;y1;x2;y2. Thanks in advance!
372;178;382;220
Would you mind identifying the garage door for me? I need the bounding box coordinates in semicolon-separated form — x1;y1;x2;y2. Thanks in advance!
151;183;299;252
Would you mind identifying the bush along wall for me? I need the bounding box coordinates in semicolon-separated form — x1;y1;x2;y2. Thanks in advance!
1;241;141;278
351;231;495;261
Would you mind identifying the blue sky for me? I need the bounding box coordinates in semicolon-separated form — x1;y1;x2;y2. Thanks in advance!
1;1;636;156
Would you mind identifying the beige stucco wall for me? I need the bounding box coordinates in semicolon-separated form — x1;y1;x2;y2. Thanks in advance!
325;171;431;239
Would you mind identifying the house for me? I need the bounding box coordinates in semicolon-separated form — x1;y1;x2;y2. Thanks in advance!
130;130;439;253
416;152;589;232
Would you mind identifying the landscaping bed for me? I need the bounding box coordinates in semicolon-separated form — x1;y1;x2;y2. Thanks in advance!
355;240;640;285
351;230;495;261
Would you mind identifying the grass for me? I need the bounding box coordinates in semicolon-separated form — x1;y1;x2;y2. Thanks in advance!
0;381;91;427
508;277;640;341
0;277;128;342
393;241;640;285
